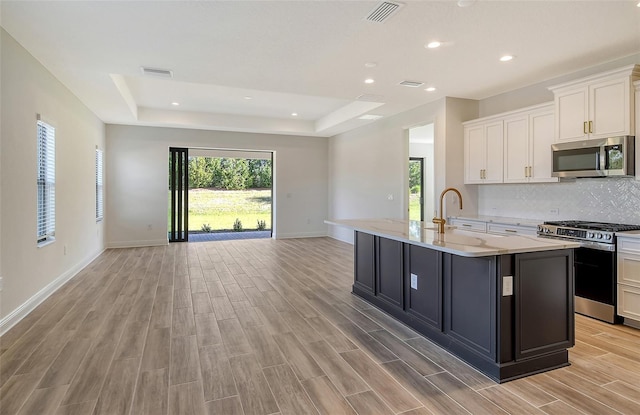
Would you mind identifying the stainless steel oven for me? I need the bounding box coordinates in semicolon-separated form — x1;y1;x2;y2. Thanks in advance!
538;221;640;323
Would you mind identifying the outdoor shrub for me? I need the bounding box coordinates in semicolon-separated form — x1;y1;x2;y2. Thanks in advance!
233;218;243;232
201;223;212;233
257;219;267;230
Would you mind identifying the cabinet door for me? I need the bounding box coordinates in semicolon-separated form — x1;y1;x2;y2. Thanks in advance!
515;250;574;360
529;110;558;182
354;231;375;293
590;77;631;138
464;125;485;184
555;87;589;142
407;245;441;329
376;237;404;308
484;121;504;183
503;116;529;183
617;284;640;321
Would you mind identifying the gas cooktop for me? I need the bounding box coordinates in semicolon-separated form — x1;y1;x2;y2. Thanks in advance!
543;221;640;233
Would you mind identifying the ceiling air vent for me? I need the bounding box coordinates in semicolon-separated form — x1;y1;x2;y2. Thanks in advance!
399;80;424;88
140;67;173;78
365;1;403;23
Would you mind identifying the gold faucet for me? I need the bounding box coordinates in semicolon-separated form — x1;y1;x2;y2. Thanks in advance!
432;187;463;233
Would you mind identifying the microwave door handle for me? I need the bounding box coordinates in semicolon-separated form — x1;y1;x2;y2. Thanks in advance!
599;149;605;170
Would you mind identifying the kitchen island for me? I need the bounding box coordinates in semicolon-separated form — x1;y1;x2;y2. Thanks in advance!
326;218;580;383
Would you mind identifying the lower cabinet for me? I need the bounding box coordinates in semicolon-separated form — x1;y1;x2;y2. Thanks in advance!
354;232;375;294
445;255;497;360
514;250;574;360
406;245;441;329
617;236;640;323
376;236;404;308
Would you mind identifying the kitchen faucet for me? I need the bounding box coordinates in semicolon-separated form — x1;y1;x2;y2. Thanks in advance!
432;187;463;233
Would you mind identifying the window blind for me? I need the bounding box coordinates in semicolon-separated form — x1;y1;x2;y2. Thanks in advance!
96;148;104;221
37;120;56;244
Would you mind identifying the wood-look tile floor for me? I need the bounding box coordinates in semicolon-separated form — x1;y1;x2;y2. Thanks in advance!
2;237;640;415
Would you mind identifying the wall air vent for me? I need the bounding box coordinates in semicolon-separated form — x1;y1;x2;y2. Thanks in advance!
399;80;424;88
365;1;403;23
140;67;173;78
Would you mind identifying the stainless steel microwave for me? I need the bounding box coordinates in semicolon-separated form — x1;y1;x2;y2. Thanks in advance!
551;136;635;178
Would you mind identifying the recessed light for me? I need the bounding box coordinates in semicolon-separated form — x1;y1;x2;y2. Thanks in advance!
425;87;436;92
500;55;514;62
426;41;441;49
243;96;253;100
291;112;298;117
364;62;378;68
364;78;375;84
171;102;180;106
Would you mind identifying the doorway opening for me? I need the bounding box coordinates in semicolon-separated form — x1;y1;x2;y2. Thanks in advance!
408;123;435;222
409;158;424;222
169;148;273;242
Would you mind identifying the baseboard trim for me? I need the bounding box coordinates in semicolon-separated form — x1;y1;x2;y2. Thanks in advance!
275;231;328;239
0;248;105;336
106;239;169;248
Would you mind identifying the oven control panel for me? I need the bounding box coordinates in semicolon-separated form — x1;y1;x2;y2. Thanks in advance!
537;224;614;244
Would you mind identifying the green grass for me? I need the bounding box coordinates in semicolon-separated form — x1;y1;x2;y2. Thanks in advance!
169;188;272;231
409;193;421;222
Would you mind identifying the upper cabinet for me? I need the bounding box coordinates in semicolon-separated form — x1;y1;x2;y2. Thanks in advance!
464;120;503;184
504;105;557;183
549;65;640;142
464;103;557;185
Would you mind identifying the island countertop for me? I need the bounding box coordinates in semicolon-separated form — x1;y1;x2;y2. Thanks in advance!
326;218;580;257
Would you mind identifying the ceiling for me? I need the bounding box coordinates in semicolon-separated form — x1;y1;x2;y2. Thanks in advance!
1;1;639;137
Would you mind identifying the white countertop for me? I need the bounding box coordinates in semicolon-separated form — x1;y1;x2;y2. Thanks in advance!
617;230;640;240
448;215;541;227
326;218;579;257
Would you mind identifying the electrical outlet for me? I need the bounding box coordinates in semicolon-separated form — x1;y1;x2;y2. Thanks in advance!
549;208;559;215
503;276;513;296
387;194;394;201
410;273;418;290
64;245;67;255
147;224;153;231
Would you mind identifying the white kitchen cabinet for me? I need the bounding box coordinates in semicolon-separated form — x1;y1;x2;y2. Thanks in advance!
486;223;537;236
449;218;487;232
550;65;639;142
617;235;640;324
503;105;557;184
464;120;503;184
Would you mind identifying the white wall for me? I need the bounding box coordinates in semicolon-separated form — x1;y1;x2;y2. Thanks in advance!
479;53;640;118
0;30;105;325
327;97;479;243
105;125;328;247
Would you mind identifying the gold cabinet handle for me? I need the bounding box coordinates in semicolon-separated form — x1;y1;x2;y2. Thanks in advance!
524;166;528;177
504;229;517;233
583;121;588;134
589;121;593;134
528;166;532;177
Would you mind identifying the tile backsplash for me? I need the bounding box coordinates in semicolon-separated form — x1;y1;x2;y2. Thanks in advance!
478;178;640;224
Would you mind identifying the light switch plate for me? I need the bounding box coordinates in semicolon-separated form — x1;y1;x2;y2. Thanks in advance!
410;273;418;290
503;276;513;296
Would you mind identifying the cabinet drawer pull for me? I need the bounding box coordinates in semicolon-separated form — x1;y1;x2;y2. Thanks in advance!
462;224;472;227
589;120;593;133
504;229;517;233
583;121;588;134
524;166;528;177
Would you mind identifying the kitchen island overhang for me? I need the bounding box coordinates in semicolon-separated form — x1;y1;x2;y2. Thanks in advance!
326;218;581;383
